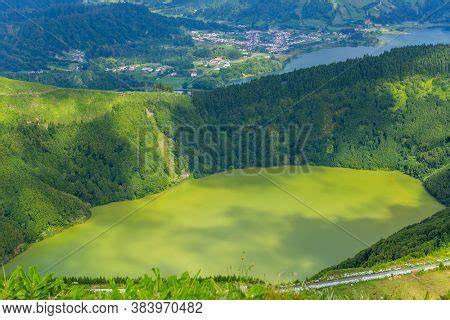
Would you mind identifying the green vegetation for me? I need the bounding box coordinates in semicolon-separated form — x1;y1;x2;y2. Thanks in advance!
1;0;422;91
0;76;199;263
319;208;449;272
192;45;449;202
332;267;450;300
425;166;450;206
5;167;443;280
101;0;450;28
0;45;448;292
0;267;256;300
1;266;448;300
0;1;235;90
192;56;282;89
0;265;347;300
313;245;449;284
2;1;448;91
0;2;227;72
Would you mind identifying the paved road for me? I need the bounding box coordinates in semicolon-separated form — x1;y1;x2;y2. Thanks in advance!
296;260;450;291
89;261;449;293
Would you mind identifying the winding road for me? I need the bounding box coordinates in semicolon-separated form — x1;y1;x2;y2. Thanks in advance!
89;261;449;293
296;260;450;291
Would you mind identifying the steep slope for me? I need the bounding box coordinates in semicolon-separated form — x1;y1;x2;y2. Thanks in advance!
322;207;449;271
0;1;227;72
425;165;450;205
191;45;449;204
0;76;199;263
95;0;450;27
1;44;448;268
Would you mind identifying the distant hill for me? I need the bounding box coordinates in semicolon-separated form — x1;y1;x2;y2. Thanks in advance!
0;1;227;72
0;0;76;10
2;0;448;90
87;0;450;28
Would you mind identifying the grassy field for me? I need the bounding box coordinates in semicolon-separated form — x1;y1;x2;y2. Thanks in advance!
4;167;444;282
314;245;450;282
2;266;448;300
332;268;450;300
0;76;191;124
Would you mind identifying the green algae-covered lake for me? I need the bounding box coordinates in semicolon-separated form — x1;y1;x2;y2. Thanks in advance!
6;167;444;282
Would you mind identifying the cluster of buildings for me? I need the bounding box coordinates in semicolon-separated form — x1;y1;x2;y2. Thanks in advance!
191;29;349;54
55;49;86;63
205;57;231;70
154;66;172;74
107;64;140;72
106;64;175;75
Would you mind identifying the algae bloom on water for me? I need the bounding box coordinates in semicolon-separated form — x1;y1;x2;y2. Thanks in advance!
6;166;444;282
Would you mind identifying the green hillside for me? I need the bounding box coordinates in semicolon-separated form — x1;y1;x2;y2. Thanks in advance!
0;0;237;92
0;76;198;263
2;1;448;90
0;1;229;73
332;267;450;300
0;44;448;273
95;0;450;27
1;264;448;299
192;45;449;203
319;207;449;272
425;166;450;205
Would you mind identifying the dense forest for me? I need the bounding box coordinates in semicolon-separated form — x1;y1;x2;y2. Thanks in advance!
89;0;450;28
0;44;448;265
191;45;449;204
0;77;201;262
320;207;449;271
0;1;230;72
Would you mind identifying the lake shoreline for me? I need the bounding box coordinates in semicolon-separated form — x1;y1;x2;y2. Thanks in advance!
282;26;450;73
